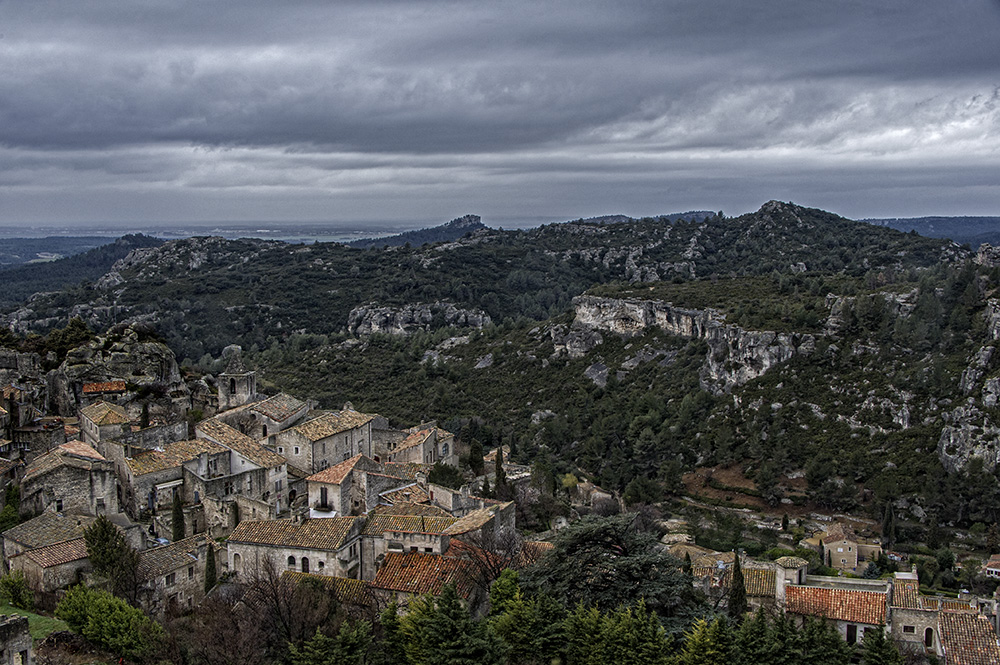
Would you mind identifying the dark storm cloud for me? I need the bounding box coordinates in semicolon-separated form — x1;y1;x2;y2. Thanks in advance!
1;0;998;223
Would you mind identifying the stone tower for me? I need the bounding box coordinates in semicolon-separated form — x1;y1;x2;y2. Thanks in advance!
218;347;255;412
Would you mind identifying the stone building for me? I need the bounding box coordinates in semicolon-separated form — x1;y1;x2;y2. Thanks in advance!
137;534;214;616
218;350;256;411
249;393;310;444
20;441;117;517
121;438;228;517
78;401;131;450
8;538;90;595
195;418;288;514
384;426;458;466
785;579;889;646
359;514;457;581
274;409;374;475
305;455;385;517
0;614;31;665
227;517;365;580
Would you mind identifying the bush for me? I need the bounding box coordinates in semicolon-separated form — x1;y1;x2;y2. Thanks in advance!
0;570;33;610
56;586;163;660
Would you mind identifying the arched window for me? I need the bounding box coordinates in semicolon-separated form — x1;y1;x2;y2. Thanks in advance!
925;628;934;648
232;553;241;571
287;556;295;568
318;561;325;571
301;557;309;573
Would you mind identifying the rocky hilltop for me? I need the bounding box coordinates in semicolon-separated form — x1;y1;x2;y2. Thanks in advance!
347;302;492;336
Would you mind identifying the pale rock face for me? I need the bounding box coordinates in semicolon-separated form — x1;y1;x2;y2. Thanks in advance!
937;402;1000;472
346;302;492;336
984;300;1000;340
975;243;1000;268
571;295;814;394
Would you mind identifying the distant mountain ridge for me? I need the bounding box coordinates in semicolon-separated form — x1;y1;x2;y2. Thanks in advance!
349;214;486;248
865;216;1000;246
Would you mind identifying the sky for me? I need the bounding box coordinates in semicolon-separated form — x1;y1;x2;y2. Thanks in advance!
2;0;999;228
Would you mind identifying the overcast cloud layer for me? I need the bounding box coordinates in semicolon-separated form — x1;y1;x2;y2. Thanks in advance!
2;0;999;226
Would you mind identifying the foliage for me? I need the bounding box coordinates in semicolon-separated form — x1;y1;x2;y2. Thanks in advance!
172;493;185;542
859;627;903;665
288;623;372;665
397;584;506;665
204;542;217;593
427;462;465;490
0;484;21;533
55;586;163;660
83;514;141;603
468;438;485;476
728;555;747;622
0;570;33;610
519;513;703;634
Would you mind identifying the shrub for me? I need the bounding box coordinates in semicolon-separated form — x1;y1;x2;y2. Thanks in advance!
56;586;163;660
0;570;33;610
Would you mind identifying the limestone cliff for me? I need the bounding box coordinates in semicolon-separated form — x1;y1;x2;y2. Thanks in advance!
571;295;814;394
347;302;492;336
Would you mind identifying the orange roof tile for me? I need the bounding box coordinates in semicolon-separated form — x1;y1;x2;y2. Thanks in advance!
369;502;452;518
891;580;921;609
126;438;228;476
14;537;88;568
291;410;374;442
230;517;361;550
79;401;130;426
82;381;127;394
373;551;476;598
251;393;307;423
380;484;430;505
307;454;380;485
786;586;886;625
23;441;108;481
443;503;511;536
361;514;456;537
940;612;1000;665
197;418;285;468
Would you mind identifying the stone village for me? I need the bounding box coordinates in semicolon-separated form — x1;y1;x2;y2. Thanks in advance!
0;330;999;664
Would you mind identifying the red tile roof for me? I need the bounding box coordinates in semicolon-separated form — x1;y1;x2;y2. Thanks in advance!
251;393;307;423
307;454;380;485
82;381;127;394
940;612;1000;665
361;514;456;537
369;502;451;518
14;537;88;568
373;551;476;598
230;517;361;550
79;401;130;426
197;418;285;468
785;586;886;625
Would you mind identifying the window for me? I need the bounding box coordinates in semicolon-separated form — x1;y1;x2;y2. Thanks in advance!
166;573;176;586
322;442;326;454
925;628;934;648
56;499;63;512
275;479;282;492
425;547;433;553
301;557;309;573
224;481;234;495
278;447;284;454
188;566;194;579
262;425;267;436
318;561;324;571
846;625;857;645
410;546;418;553
288;556;295;568
294;446;300;455
388;541;403;552
903;626;915;634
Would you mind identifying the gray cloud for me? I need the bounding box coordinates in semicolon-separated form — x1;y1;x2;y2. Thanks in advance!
0;0;998;224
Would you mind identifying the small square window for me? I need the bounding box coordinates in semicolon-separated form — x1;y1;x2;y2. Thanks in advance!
903;626;915;634
294;447;300;455
56;499;64;512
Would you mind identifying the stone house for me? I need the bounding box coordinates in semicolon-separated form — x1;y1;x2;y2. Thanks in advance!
79;401;131;450
305;455;384;517
427;483;496;518
889;571;943;657
984;554;1000;578
274;409;374;475
80;381;127;407
785;579;889;647
250;393;310;444
2;511;142;567
0;614;32;665
371;543;486;611
814;522;882;573
442;502;516;545
195;418;289;514
137;534;214;616
359;514;457;581
20;441;117;517
122;438;229;517
227;517;365;580
8;537;90;595
385;427;458;467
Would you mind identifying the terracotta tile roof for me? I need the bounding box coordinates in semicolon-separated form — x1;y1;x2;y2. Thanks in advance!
380;484;430;505
361;514;456;537
785;586;886;625
396;429;433;453
138;534;209;579
291;411;375;442
942;600;977;613
126;438;228;476
373;551;476;598
984;554;1000;570
0;457;20;476
197;418;285;468
2;385;26;401
940;612;1000;665
693;551;735;569
702;566;777;597
516;541;554;567
370;502;452;518
14;537;88;568
820;522;858;544
307;454;380;485
23;441;107;481
442;502;511;536
280;571;373;606
892;580;921;609
381;462;432;480
82;381;127;394
3;512;97;549
79;401;130;426
230;517;361;550
251;394;307;423
924;598;940;610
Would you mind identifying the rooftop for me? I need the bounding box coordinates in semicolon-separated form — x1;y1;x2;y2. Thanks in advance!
13;537;88;568
197;418;285;468
126;438;228;476
230;517;361;550
940;612;1000;665
306;454;380;485
380;484;431;505
82;381;127;394
369;502;452;518
24;441;107;481
361;514;456;537
373;551;476;598
3;512;97;549
290;410;375;442
138;534;210;579
442;503;511;536
79;401;130;426
251;393;307;423
785;585;886;625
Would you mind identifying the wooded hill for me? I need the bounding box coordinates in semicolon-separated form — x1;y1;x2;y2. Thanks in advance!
6;201;1000;541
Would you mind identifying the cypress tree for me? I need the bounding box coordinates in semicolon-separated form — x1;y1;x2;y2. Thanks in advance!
171;493;185;542
204;542;217;593
728;554;747;622
683;552;693;576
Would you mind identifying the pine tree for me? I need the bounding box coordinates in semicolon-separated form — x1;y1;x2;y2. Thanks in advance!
204;542;217;593
171;493;185;542
401;585;505;665
468;438;485;476
733;608;770;665
800;617;853;665
676;617;732;665
860;627;903;665
728;554;747;622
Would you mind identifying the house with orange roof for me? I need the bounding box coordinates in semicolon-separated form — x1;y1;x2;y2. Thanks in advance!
359;513;458;581
20;441;117;516
305;454;384;517
939;611;1000;665
274;406;375;474
8;537;91;595
785;579;889;646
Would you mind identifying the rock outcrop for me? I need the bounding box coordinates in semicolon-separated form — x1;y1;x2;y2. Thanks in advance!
571;295;815;394
347;302;492;336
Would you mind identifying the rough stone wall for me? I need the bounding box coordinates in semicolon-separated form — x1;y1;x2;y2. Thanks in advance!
21;463;117;517
0;614;32;665
12;556;90;594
